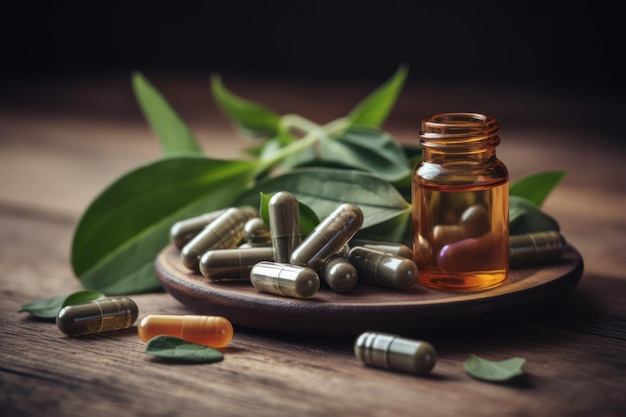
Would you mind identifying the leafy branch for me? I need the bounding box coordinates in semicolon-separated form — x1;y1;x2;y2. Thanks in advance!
70;66;564;295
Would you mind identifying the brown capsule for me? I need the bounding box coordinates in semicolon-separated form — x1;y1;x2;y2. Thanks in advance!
437;231;503;273
351;239;413;259
243;217;271;244
268;191;302;263
460;204;490;237
509;231;566;268
290;203;363;272
349;246;418;290
180;207;258;271
320;256;358;293
354;332;437;375
169;208;228;249
56;297;138;336
199;247;274;281
250;261;320;299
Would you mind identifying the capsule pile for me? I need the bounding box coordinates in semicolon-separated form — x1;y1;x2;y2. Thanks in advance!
171;192;420;299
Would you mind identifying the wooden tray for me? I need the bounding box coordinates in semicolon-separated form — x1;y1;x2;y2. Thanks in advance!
155;244;584;337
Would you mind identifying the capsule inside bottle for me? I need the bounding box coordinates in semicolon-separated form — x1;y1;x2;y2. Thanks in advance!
56;297;138;336
138;314;233;348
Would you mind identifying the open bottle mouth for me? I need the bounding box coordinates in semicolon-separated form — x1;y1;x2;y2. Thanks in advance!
420;113;500;150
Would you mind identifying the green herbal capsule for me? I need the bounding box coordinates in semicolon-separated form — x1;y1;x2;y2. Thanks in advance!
56;297;138;336
243;217;272;245
169;208;228;249
290;203;363;272
354;332;437;375
349;246;418;290
350;239;413;259
199;247;274;281
250;261;320;299
181;207;259;271
320;256;358;293
509;231;566;268
269;191;302;263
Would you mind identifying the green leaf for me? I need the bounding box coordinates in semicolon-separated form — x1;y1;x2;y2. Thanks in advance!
509;170;566;207
235;168;411;236
318;128;412;182
71;155;257;295
347;65;408;128
211;73;281;138
18;290;105;319
259;192;320;238
145;335;224;363
509;195;560;235
132;72;203;156
464;354;526;382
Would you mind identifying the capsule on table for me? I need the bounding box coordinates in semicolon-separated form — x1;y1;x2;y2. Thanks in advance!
250;261;320;299
169;208;228;249
199;247;274;281
349;246;418;290
509;231;566;268
354;332;437;375
56;297;138;337
290;203;363;272
268;191;302;263
180;206;259;271
138;314;233;348
350;239;413;259
243;217;272;245
321;256;358;293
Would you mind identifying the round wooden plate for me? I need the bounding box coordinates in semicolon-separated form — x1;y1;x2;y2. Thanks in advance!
155;244;584;337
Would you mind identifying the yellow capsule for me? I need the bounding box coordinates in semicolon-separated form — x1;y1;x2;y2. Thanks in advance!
349;246;418;290
199;247;274;281
354;332;437;375
138;314;233;348
290;203;363;271
181;207;258;271
269;191;302;263
250;261;320;299
56;297;138;336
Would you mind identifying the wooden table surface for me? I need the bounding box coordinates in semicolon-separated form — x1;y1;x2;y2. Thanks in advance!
1;72;625;417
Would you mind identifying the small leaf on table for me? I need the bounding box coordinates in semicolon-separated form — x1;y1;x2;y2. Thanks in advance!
464;354;526;382
145;335;225;363
18;290;106;319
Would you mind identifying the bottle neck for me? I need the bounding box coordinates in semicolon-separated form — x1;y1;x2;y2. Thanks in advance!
419;113;500;164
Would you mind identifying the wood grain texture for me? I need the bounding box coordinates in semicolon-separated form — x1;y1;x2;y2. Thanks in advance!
1;75;625;417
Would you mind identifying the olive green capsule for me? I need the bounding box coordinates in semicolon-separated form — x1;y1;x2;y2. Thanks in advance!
199;247;274;281
250;261;320;299
350;239;413;259
509;231;566;268
354;332;437;375
321;256;358;293
181;207;259;271
169;208;228;249
349;246;418;290
243;217;271;245
56;297;138;337
290;203;363;272
268;191;302;263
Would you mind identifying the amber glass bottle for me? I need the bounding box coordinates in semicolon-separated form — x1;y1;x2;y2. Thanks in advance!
412;113;509;291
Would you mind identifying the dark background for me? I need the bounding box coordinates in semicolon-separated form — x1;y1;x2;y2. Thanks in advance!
1;1;622;94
